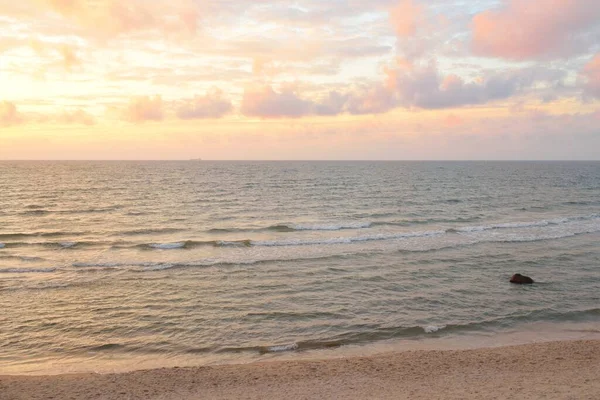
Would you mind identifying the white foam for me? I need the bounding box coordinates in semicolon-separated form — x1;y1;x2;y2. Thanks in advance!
267;343;299;352
456;215;598;234
423;325;446;333
60;242;77;248
0;267;56;274
253;230;444;247
149;242;185;249
0;243;5;249
291;222;372;231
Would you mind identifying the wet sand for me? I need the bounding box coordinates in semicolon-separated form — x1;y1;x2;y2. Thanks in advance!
1;340;599;400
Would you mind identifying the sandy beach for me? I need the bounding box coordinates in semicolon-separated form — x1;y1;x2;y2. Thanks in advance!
1;339;599;400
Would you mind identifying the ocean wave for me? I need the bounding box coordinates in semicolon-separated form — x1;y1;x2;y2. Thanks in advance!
148;242;187;250
232;309;600;354
0;231;86;240
452;219;559;233
423;325;446;333
219;325;450;355
449;214;598;234
14;206;122;217
373;216;482;227
71;253;359;272
0;282;73;292
2;214;598;254
73;261;185;271
122;214;600;251
19;256;45;261
284;222;373;231
136;239;252;250
88;343;124;352
126;211;151;216
208;217;485;234
208;221;373;233
0;267;56;274
2;240;104;249
563;200;600;206
73;262;124;268
264;343;299;353
219;218;487;233
20;209;51;216
52;206;123;214
0;255;45;262
141;263;176;271
252;230;444;247
24;204;46;209
121;228;186;236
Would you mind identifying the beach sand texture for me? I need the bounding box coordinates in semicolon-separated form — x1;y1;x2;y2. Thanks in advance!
1;339;599;400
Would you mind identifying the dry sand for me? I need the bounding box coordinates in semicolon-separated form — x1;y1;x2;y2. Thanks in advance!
1;339;599;400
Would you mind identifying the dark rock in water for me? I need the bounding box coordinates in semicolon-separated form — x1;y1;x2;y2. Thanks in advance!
510;273;534;284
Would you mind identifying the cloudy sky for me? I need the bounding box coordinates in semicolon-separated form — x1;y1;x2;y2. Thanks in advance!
1;0;599;159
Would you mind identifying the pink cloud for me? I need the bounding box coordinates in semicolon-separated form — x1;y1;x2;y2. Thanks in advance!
472;0;600;60
344;85;396;115
176;89;233;119
241;85;315;118
389;0;424;37
582;54;600;98
0;101;22;127
123;96;164;122
382;61;548;109
240;61;566;118
33;0;199;39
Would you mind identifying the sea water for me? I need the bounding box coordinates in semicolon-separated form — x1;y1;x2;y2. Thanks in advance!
1;161;599;374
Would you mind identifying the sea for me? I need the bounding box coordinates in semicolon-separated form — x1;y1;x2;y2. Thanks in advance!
1;161;599;374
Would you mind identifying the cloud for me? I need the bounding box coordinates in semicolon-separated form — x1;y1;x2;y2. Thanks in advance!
0;102;95;126
33;109;96;125
241;85;316;118
389;0;424;37
0;101;22;127
176;89;233;119
352;61;566;112
123;96;164;122
60;44;80;71
56;109;95;125
240;60;567;118
0;38;81;72
31;0;199;40
384;62;519;109
582;54;600;98
122;92;234;122
472;0;600;60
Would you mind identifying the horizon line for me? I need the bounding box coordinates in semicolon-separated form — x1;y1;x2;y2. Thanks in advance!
0;159;599;162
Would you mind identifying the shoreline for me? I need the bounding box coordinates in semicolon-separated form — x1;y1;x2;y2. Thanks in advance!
3;319;599;376
2;339;599;399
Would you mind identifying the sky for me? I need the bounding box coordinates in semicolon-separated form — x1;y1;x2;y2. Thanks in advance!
1;0;599;160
